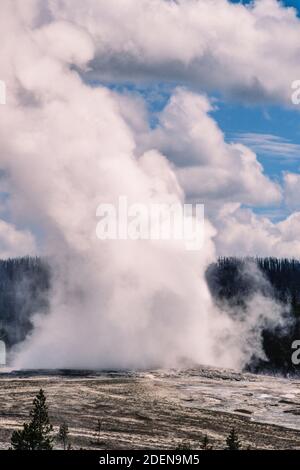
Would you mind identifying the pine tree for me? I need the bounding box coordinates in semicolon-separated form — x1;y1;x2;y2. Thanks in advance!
95;419;102;444
58;422;69;450
11;389;53;450
176;441;192;450
225;428;241;450
201;434;211;450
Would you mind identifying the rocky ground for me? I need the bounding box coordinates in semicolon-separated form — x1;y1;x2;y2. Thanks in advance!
0;366;300;450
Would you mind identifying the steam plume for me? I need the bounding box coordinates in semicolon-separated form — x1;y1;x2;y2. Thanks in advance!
0;0;285;370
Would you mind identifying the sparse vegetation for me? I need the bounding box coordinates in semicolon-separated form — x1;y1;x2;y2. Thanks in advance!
225;428;241;450
95;419;102;445
201;434;212;450
176;440;193;450
10;389;53;450
58;421;69;450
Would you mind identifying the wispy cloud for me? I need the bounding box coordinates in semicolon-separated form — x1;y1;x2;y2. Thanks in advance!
231;133;300;161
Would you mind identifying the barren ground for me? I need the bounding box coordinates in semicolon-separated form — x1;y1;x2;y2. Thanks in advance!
0;367;300;450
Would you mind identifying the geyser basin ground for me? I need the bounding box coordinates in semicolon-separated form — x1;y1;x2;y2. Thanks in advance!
0;367;300;450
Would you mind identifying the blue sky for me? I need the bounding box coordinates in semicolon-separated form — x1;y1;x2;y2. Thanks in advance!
104;81;300;220
218;0;300;217
209;97;300;220
99;0;300;222
214;102;300;177
231;0;300;11
211;1;300;184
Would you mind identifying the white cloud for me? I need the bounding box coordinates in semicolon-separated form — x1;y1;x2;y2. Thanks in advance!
284;172;300;209
139;88;282;206
232;133;300;161
0;220;36;259
48;0;300;105
214;205;300;258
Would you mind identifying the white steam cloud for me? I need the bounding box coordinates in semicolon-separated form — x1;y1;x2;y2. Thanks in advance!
0;0;291;370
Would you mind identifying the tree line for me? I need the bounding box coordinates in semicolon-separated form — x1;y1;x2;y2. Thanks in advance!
0;257;50;347
1;256;300;374
206;257;300;374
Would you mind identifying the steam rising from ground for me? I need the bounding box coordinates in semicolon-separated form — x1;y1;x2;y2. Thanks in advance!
0;0;288;370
